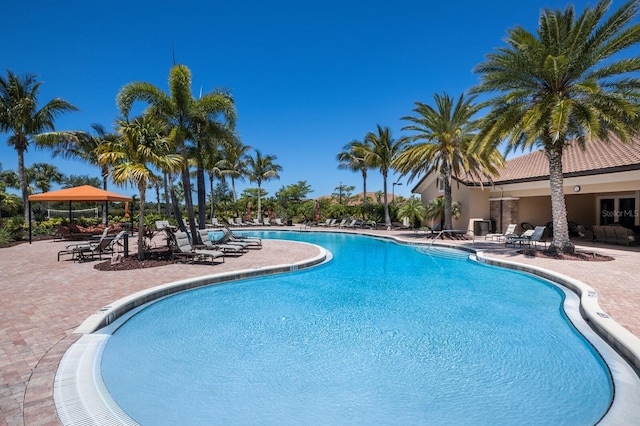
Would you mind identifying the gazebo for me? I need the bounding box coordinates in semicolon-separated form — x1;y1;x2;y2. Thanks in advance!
27;185;132;243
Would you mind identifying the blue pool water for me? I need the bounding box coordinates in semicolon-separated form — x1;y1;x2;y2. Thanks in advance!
101;231;612;425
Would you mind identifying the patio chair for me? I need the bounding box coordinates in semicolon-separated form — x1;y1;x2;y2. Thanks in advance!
196;230;246;255
505;226;546;248
485;224;517;241
208;217;222;228
344;219;358;228
57;227;111;261
172;232;224;265
221;228;262;248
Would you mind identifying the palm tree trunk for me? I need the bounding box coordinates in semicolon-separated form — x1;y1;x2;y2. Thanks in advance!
546;149;574;254
257;183;263;221
442;164;453;230
231;177;237;202
163;172;170;218
102;167;109;224
18;149;30;223
167;176;183;229
137;181;147;261
209;173;216;219
383;171;391;228
197;164;206;228
362;170;367;206
181;164;198;239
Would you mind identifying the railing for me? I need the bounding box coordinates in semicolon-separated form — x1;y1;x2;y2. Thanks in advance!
428;229;474;248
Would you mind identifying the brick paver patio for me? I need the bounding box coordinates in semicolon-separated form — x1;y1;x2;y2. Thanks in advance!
1;228;639;425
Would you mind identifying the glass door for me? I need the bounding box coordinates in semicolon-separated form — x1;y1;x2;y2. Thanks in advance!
599;199;615;225
619;198;636;228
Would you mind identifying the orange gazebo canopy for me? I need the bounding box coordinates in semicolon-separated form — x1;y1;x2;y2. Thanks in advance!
28;185;132;202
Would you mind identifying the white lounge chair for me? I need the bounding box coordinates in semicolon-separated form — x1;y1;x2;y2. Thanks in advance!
485;224;517;241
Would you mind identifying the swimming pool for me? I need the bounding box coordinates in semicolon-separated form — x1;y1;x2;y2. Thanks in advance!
96;231;618;425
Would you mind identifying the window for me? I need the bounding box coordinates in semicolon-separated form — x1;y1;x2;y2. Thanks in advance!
437;178;445;192
598;195;638;227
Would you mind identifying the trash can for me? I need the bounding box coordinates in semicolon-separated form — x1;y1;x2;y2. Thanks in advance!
287;219;293;226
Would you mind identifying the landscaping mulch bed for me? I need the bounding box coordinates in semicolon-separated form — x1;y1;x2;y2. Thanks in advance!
517;248;614;262
94;247;177;271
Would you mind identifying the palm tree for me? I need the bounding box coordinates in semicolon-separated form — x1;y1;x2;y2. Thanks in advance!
362;125;408;228
393;93;503;231
40;123;117;224
425;196;461;229
98;115;183;260
337;139;370;205
396;196;427;229
190;119;233;228
246;150;282;221
472;0;640;254
0;70;78;221
217;136;251;202
201;131;229;220
117;64;236;239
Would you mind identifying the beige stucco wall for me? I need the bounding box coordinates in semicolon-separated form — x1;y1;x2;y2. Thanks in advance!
416;176;492;229
413;169;639;231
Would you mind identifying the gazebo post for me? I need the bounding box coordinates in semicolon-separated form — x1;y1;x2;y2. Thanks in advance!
28;201;32;244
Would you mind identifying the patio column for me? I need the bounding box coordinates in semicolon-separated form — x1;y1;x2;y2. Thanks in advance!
489;197;520;233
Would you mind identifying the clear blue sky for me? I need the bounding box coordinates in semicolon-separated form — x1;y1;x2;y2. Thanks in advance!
1;0;631;201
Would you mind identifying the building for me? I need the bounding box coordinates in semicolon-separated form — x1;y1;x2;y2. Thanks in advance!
411;135;640;235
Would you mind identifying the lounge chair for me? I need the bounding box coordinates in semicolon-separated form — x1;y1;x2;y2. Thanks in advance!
317;219;331;227
172;232;224;264
206;217;222;228
485;224;517;241
333;219;347;228
505;226;546;248
155;220;176;232
391;221;410;230
196;230;246;255
273;218;285;226
57;227;110;261
222;228;262;248
263;218;271;226
233;218;247;227
344;219;358;228
60;231;127;262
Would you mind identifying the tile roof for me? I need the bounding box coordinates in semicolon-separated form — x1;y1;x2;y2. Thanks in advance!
493;135;640;184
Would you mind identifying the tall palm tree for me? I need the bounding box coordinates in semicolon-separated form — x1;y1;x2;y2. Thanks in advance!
472;0;640;254
98;115;183;260
337;139;370;205
0;70;78;221
393;93;503;231
117;64;236;238
189;119;233;227
246;150;282;221
40;123;117;223
362;125;408;228
217;136;251;202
